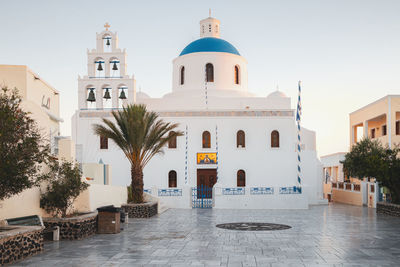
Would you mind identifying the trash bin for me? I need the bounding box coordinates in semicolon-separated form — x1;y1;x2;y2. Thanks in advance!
97;205;121;234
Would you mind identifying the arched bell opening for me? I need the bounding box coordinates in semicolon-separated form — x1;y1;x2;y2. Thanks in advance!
86;86;96;109
102;85;112;109
95;57;105;78
102;34;112;52
118;85;128;109
109;58;120;77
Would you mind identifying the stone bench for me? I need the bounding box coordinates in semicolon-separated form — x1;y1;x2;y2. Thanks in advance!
6;215;59;241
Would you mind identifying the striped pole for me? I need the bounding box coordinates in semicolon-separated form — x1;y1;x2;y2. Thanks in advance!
215;125;219;182
296;81;302;191
185;125;188;185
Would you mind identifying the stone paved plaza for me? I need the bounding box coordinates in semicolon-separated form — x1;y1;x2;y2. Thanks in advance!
16;204;400;266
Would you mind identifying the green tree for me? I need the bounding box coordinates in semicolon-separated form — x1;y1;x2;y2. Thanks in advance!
0;87;50;201
341;138;400;204
93;104;183;203
40;160;89;218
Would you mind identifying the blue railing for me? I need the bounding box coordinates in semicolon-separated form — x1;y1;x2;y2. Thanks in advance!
279;186;302;194
222;187;245;195
192;185;213;208
250;187;274;195
158;188;182;196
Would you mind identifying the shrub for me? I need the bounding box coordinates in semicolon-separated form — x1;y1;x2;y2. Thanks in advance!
0;87;50;200
40;160;89;218
342;138;400;204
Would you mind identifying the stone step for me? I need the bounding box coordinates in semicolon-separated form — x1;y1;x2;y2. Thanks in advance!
158;201;169;214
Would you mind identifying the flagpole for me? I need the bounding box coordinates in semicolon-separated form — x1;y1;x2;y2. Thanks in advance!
296;81;302;192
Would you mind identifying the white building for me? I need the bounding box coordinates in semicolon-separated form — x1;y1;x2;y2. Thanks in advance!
72;17;324;209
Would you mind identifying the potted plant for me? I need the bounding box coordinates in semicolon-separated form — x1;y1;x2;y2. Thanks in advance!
40;160;96;240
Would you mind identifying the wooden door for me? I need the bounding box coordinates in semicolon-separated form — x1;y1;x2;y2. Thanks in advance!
197;169;217;199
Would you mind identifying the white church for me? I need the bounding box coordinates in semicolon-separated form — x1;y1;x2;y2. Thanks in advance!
72;15;324;209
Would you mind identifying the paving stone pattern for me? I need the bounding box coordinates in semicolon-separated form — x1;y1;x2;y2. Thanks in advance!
16;204;400;266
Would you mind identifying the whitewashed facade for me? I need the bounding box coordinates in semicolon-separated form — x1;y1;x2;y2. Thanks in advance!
72;17;324;209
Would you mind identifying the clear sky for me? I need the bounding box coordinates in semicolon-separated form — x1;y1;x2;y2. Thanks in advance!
1;0;400;156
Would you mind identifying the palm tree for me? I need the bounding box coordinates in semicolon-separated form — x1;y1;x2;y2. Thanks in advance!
93;104;183;203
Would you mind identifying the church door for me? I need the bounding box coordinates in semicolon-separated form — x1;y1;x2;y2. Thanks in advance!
197;169;217;199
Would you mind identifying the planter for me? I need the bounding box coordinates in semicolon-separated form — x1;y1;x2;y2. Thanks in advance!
122;201;158;218
377;202;400;217
43;211;98;240
0;226;43;265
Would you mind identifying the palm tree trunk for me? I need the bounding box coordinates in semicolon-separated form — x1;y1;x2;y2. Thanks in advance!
131;165;144;203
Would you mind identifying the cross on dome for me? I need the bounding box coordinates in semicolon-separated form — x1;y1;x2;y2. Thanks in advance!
104;22;111;31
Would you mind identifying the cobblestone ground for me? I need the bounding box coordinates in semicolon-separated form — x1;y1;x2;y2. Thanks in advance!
16;204;400;266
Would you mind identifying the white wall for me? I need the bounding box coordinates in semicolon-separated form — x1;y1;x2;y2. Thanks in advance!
172;52;248;94
73;109;323;209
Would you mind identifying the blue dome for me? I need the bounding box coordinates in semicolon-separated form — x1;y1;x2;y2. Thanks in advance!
179;37;240;56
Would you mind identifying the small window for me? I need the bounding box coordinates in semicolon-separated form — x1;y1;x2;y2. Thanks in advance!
206;63;214;82
396;121;400;135
271;130;279;148
234;65;240;85
202;131;211;148
237;130;245;148
382;125;387;136
100;136;108;149
180;66;185;85
168;171;177;188
168;131;177;148
371;128;375;139
209;24;211;32
237;170;246;187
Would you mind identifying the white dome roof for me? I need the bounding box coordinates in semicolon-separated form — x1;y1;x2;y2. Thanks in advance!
266;90;287;99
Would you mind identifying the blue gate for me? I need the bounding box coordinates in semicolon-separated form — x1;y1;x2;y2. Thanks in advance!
192;185;213;208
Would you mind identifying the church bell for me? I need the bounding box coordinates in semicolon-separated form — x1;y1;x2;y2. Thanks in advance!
87;88;96;102
97;62;103;71
119;88;127;99
103;88;111;100
106;38;110;46
112;62;118;71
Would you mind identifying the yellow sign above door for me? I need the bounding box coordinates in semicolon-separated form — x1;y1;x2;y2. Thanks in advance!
197;153;217;164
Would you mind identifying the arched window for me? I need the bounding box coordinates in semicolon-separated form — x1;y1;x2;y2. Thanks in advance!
237;130;245;148
102;34;112;52
202;131;211;148
206;63;214;82
180;66;185;85
271;130;280;148
168;170;177;188
100;136;108;149
237;170;246;187
234;65;240;85
168;131;177;148
102;86;112;109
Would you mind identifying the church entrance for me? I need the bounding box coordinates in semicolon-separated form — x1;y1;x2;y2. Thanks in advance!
192;169;217;208
197;169;217;191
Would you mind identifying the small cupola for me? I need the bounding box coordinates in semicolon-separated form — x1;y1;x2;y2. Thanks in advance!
200;9;220;38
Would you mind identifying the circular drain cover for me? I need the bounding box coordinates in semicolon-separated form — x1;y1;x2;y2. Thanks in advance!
216;222;291;231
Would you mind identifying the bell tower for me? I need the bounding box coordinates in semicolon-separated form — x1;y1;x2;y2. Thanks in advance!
200;10;220;38
78;23;136;110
